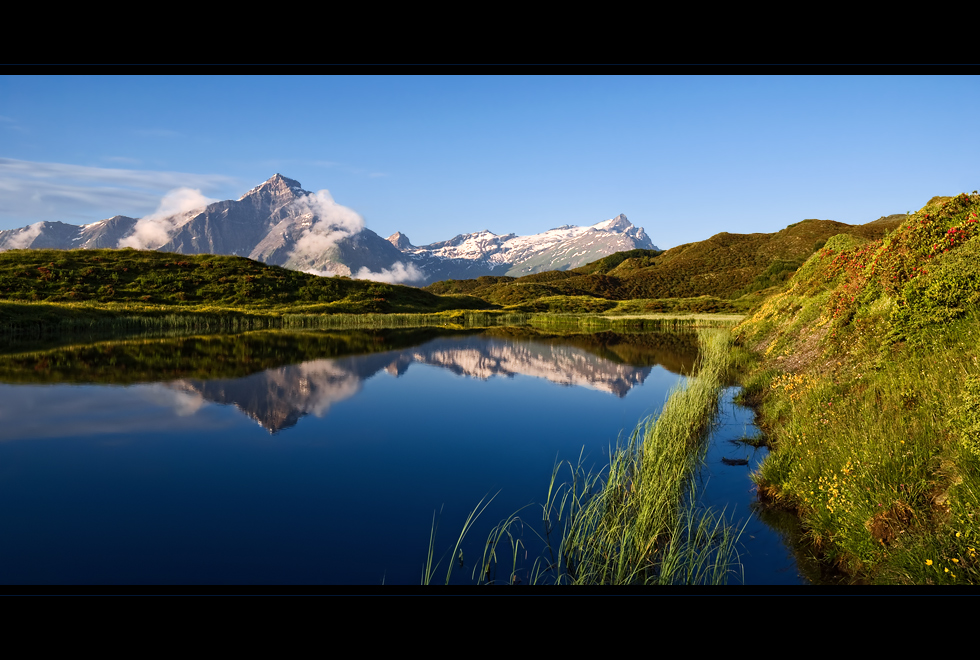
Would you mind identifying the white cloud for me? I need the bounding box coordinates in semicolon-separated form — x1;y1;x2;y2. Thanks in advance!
2;221;44;249
283;190;424;284
287;189;365;261
117;188;216;250
354;261;425;284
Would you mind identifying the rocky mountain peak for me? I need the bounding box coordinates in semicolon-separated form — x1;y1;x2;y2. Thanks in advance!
387;231;413;250
238;174;310;204
596;214;632;232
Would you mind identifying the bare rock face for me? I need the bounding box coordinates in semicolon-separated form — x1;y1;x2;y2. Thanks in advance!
386;231;413;250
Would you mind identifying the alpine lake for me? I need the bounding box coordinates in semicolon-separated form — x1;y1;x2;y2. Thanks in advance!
0;321;811;586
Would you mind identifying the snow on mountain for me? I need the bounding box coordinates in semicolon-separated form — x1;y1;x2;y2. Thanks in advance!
398;213;658;280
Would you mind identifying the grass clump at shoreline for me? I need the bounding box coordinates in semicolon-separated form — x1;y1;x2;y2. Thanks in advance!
425;328;744;585
735;191;980;584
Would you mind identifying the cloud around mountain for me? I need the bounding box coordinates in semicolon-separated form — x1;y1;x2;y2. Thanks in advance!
117;188;218;250
286;189;365;263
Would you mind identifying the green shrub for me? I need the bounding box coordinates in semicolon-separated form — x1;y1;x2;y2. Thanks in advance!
958;376;980;459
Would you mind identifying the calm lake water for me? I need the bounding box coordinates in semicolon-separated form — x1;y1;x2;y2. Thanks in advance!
0;327;806;586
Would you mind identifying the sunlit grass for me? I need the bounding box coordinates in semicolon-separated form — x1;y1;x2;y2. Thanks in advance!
735;193;980;583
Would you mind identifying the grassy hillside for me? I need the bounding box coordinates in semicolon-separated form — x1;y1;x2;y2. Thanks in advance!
424;217;902;314
0;248;492;313
733;193;980;584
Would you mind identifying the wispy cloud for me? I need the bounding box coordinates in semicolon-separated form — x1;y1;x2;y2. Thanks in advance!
0;115;26;132
0;157;236;228
354;261;425;284
0;158;235;189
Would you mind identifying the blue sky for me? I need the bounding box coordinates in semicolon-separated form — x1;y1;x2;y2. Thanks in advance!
2;74;978;249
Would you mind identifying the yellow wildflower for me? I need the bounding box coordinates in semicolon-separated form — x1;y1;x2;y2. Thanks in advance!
926;559;933;566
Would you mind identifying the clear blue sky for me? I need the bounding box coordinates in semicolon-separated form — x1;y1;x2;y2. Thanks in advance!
2;74;978;249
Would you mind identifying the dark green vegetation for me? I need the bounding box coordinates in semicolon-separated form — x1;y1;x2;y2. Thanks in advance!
424;218;901;315
735;193;980;584
0;248;501;345
0;247;491;314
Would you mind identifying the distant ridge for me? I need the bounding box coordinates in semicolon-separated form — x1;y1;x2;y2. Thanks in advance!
0;175;658;285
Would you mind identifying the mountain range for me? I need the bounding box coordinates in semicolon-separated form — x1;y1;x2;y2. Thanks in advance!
0;174;657;286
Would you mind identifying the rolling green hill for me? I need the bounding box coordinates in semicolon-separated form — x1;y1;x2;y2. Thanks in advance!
0;248;490;314
733;193;980;584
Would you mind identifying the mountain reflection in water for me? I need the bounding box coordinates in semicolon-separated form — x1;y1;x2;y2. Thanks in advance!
1;328;698;434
